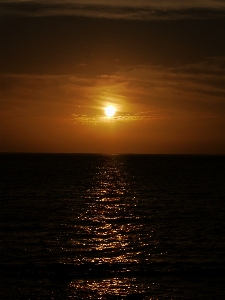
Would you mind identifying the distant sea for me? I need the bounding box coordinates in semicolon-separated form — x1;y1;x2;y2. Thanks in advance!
1;153;225;299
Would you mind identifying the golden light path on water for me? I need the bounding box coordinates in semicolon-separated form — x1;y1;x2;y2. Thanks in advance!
67;156;143;264
69;277;149;298
63;155;157;298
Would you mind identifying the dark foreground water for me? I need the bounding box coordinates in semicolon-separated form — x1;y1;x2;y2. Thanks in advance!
0;153;225;299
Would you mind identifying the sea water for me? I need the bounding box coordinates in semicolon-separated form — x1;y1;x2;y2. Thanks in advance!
0;153;225;299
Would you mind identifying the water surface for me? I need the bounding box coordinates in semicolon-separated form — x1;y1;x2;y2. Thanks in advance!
1;154;225;299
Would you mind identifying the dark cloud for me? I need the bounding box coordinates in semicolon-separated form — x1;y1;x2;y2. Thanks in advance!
1;13;225;76
1;1;225;20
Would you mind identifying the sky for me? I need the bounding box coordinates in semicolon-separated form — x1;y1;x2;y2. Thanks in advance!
0;0;225;154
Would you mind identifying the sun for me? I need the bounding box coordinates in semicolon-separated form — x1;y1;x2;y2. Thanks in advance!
105;106;116;117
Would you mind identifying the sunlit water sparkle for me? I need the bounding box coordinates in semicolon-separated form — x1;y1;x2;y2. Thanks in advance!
0;153;225;299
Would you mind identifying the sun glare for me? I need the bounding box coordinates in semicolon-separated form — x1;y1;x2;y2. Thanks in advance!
105;106;116;117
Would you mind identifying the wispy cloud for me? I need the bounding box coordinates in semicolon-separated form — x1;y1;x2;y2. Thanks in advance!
69;112;156;125
1;57;225;126
1;1;225;20
1;0;225;8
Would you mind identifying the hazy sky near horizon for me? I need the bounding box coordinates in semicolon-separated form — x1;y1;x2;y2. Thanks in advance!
0;0;225;153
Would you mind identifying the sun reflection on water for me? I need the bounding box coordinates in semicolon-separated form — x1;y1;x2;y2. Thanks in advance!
69;277;147;299
63;155;149;266
61;155;160;298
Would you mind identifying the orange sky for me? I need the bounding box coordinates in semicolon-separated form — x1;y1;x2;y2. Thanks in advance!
1;1;225;154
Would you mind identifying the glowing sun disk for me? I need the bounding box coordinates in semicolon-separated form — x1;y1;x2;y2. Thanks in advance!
105;106;116;117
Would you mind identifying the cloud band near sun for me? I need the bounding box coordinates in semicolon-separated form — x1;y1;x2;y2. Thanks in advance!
69;113;156;125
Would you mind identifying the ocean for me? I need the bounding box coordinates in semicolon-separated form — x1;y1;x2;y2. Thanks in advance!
0;153;225;299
